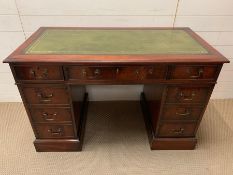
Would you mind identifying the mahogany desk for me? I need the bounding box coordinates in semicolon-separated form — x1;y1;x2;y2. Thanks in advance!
3;27;229;152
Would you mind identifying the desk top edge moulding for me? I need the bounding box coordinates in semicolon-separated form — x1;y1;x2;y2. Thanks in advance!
3;27;229;152
3;27;229;64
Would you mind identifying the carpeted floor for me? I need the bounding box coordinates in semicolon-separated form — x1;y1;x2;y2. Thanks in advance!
0;100;233;175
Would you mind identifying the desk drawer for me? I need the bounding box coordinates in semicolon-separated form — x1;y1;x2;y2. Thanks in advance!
161;105;203;121
13;65;63;81
170;65;218;80
165;86;211;104
21;85;70;105
30;107;72;123
116;66;166;80
35;124;75;138
158;122;196;137
65;65;166;81
66;66;115;80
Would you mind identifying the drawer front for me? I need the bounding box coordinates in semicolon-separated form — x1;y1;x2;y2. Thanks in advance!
170;65;218;80
166;86;211;104
116;66;143;80
158;123;196;137
143;65;167;80
66;66;116;80
22;85;69;105
65;65;166;81
161;105;203;121
116;66;166;80
35;124;75;138
14;65;63;80
30;107;72;123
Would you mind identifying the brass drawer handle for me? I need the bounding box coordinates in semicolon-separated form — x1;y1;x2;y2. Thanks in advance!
176;109;190;116
179;91;195;101
37;93;53;102
48;128;62;136
172;128;184;134
189;68;203;79
42;112;57;121
37;93;53;98
82;68;101;79
30;68;48;79
94;68;101;76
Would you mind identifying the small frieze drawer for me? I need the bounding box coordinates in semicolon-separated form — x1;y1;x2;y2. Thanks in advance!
157;122;196;137
165;86;212;104
20;84;70;105
13;65;64;81
30;107;72;123
169;65;219;80
35;124;75;138
161;105;203;121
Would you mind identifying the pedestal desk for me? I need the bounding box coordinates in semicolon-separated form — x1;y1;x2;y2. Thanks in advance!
3;27;229;152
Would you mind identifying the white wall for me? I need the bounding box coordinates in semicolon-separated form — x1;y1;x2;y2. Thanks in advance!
0;0;232;101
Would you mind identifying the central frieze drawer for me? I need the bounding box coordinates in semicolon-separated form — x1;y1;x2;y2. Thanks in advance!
165;86;212;104
35;124;75;138
21;85;70;105
13;65;63;81
30;107;72;123
65;65;166;81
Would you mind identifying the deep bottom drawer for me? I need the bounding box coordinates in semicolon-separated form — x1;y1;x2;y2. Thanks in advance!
35;124;75;138
158;122;196;137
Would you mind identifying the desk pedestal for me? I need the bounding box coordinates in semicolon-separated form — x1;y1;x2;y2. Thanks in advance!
141;93;197;150
34;94;88;152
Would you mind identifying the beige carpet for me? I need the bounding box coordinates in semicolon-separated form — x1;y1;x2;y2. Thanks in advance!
0;100;233;175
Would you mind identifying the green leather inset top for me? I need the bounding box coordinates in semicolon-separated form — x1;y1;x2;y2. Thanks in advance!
25;29;208;55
